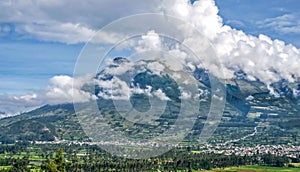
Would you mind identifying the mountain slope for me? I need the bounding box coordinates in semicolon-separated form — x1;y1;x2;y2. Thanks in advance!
1;57;300;146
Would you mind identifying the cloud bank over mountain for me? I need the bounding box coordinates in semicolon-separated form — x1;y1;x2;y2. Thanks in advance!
160;0;300;85
1;0;300;115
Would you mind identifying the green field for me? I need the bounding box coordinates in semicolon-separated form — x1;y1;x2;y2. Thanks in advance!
0;166;12;170
205;165;300;172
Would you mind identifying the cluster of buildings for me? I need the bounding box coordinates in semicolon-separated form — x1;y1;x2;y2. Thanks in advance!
201;144;300;158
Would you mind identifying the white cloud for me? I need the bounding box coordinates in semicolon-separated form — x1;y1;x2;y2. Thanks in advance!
103;59;135;76
226;20;246;28
0;0;164;44
0;24;11;36
95;57;172;101
163;0;223;40
156;0;300;86
100;0;300;98
153;89;170;101
131;85;152;96
0;75;97;115
147;61;165;75
256;14;300;34
46;75;97;104
267;84;280;98
92;31;128;44
13;93;37;102
166;49;187;70
96;74;172;101
96;76;131;100
245;95;254;101
0;93;42;115
135;30;162;53
292;88;300;98
21;22;96;44
180;91;192;99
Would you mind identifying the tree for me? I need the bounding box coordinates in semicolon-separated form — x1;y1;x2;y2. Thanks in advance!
45;148;66;172
10;156;29;172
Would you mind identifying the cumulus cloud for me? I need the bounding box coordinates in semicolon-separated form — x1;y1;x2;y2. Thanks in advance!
163;0;223;39
135;30;162;53
95;59;171;101
46;75;97;104
96;74;171;101
112;0;298;99
131;85;152;96
103;59;135;76
0;93;42;115
267;85;280;98
153;89;170;101
180;91;192;99
96;76;131;100
0;75;97;115
147;61;165;75
245;95;254;101
156;0;300;87
96;0;300;97
292;88;300;98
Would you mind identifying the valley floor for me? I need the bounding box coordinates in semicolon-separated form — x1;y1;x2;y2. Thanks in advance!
1;142;300;171
202;165;300;172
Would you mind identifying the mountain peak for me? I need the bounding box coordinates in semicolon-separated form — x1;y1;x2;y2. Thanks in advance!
113;57;130;65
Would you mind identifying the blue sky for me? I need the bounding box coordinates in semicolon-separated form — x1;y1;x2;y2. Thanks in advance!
0;40;82;94
215;0;300;47
0;0;299;114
